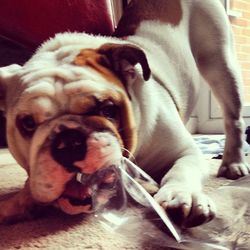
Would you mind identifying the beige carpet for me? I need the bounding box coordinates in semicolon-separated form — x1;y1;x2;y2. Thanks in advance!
0;148;250;250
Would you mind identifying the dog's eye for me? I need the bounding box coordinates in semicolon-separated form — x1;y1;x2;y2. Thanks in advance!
17;115;37;136
99;102;119;120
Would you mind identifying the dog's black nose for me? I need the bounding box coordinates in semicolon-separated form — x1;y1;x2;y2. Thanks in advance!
51;129;87;172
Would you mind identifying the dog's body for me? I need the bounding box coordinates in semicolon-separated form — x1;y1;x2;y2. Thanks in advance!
0;0;249;226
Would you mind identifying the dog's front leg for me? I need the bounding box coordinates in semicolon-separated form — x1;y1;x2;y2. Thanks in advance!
0;179;35;223
154;148;216;228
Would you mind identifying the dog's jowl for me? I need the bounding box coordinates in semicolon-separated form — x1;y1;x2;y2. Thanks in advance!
0;0;249;226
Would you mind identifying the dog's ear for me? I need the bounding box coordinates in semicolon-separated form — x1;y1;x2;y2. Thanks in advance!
98;43;151;83
0;64;22;110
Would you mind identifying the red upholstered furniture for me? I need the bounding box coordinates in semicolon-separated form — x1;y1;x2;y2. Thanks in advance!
0;0;115;49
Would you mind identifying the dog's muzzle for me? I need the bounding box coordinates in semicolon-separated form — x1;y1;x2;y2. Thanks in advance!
51;128;87;173
29;114;124;215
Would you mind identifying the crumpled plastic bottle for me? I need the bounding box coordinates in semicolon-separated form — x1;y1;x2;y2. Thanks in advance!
76;157;250;250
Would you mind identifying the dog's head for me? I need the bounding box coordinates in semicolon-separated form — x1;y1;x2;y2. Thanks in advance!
0;33;150;214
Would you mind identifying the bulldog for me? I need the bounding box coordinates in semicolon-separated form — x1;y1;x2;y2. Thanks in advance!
0;0;249;227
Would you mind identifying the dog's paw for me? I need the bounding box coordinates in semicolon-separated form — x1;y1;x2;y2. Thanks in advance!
0;204;20;224
0;212;26;224
217;161;250;180
0;201;36;224
154;186;216;228
0;190;35;224
0;200;28;224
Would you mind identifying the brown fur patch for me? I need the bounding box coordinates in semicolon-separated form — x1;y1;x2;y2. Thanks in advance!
115;0;183;37
73;49;125;90
73;49;137;156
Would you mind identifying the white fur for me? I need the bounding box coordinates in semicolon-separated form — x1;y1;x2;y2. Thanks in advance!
0;0;248;226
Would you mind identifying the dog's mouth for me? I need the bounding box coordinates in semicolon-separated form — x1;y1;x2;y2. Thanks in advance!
65;195;92;206
56;166;119;215
57;178;93;215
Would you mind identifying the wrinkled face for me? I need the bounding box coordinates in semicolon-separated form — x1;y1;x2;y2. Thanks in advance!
3;42;141;215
